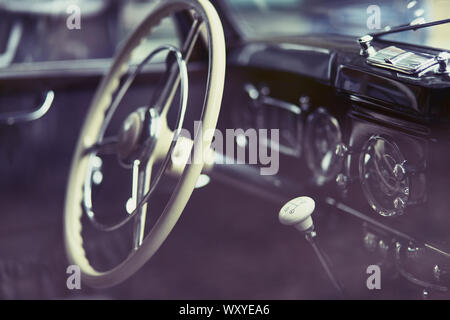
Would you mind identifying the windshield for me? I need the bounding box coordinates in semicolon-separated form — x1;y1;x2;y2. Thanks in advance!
225;0;450;50
0;0;180;67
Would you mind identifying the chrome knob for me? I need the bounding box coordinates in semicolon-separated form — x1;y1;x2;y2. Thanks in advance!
436;52;450;73
358;35;376;57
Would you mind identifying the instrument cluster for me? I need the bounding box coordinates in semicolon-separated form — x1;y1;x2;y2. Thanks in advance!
230;80;429;222
335;112;428;219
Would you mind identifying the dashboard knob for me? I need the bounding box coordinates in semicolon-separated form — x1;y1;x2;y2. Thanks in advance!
358;35;376;56
279;196;315;232
436;52;450;73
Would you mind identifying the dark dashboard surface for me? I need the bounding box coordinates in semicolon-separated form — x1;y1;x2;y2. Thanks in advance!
222;33;450;292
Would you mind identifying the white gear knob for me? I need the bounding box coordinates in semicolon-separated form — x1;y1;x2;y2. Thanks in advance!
279;196;315;232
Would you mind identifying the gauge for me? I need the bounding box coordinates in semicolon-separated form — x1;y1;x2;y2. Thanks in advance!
305;108;343;185
359;135;410;217
237;83;303;157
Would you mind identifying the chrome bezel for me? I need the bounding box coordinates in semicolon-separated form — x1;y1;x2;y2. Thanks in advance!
304;107;343;185
359;135;410;217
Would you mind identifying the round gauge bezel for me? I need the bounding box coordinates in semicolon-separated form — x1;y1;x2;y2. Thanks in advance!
359;135;410;217
304;107;343;185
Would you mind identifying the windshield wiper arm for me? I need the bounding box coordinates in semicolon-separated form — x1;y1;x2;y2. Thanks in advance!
370;18;450;39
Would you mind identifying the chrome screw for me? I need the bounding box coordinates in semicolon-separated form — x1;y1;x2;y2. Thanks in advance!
299;95;310;112
406;242;420;259
379;239;389;258
393;163;406;181
336;173;349;189
402;187;410;196
363;232;378;252
393;197;407;210
335;143;348;158
433;265;441;281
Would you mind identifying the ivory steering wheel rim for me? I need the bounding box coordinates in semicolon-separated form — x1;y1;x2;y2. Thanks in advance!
64;0;226;288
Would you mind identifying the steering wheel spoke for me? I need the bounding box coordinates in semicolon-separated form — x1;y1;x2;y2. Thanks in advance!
152;116;197;177
83;136;119;156
153;16;204;118
129;159;153;250
181;14;205;60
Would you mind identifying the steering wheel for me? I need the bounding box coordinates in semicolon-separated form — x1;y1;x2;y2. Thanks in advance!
64;0;226;288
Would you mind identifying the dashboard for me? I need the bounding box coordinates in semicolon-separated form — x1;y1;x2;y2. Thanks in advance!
216;34;450;296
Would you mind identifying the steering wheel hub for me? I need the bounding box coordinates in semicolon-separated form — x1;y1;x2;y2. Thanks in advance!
117;107;161;164
117;109;144;162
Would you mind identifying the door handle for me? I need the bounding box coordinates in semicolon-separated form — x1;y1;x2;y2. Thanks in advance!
0;90;55;125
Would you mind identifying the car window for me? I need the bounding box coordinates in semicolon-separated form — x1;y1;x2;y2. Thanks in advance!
118;1;181;64
0;0;180;67
225;0;450;50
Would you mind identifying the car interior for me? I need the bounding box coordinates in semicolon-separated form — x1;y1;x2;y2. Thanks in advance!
0;0;449;300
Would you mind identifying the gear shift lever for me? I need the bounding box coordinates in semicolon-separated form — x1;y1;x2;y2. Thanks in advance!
279;196;344;297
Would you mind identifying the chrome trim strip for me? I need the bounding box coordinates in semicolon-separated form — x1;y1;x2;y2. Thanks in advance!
0;21;22;68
